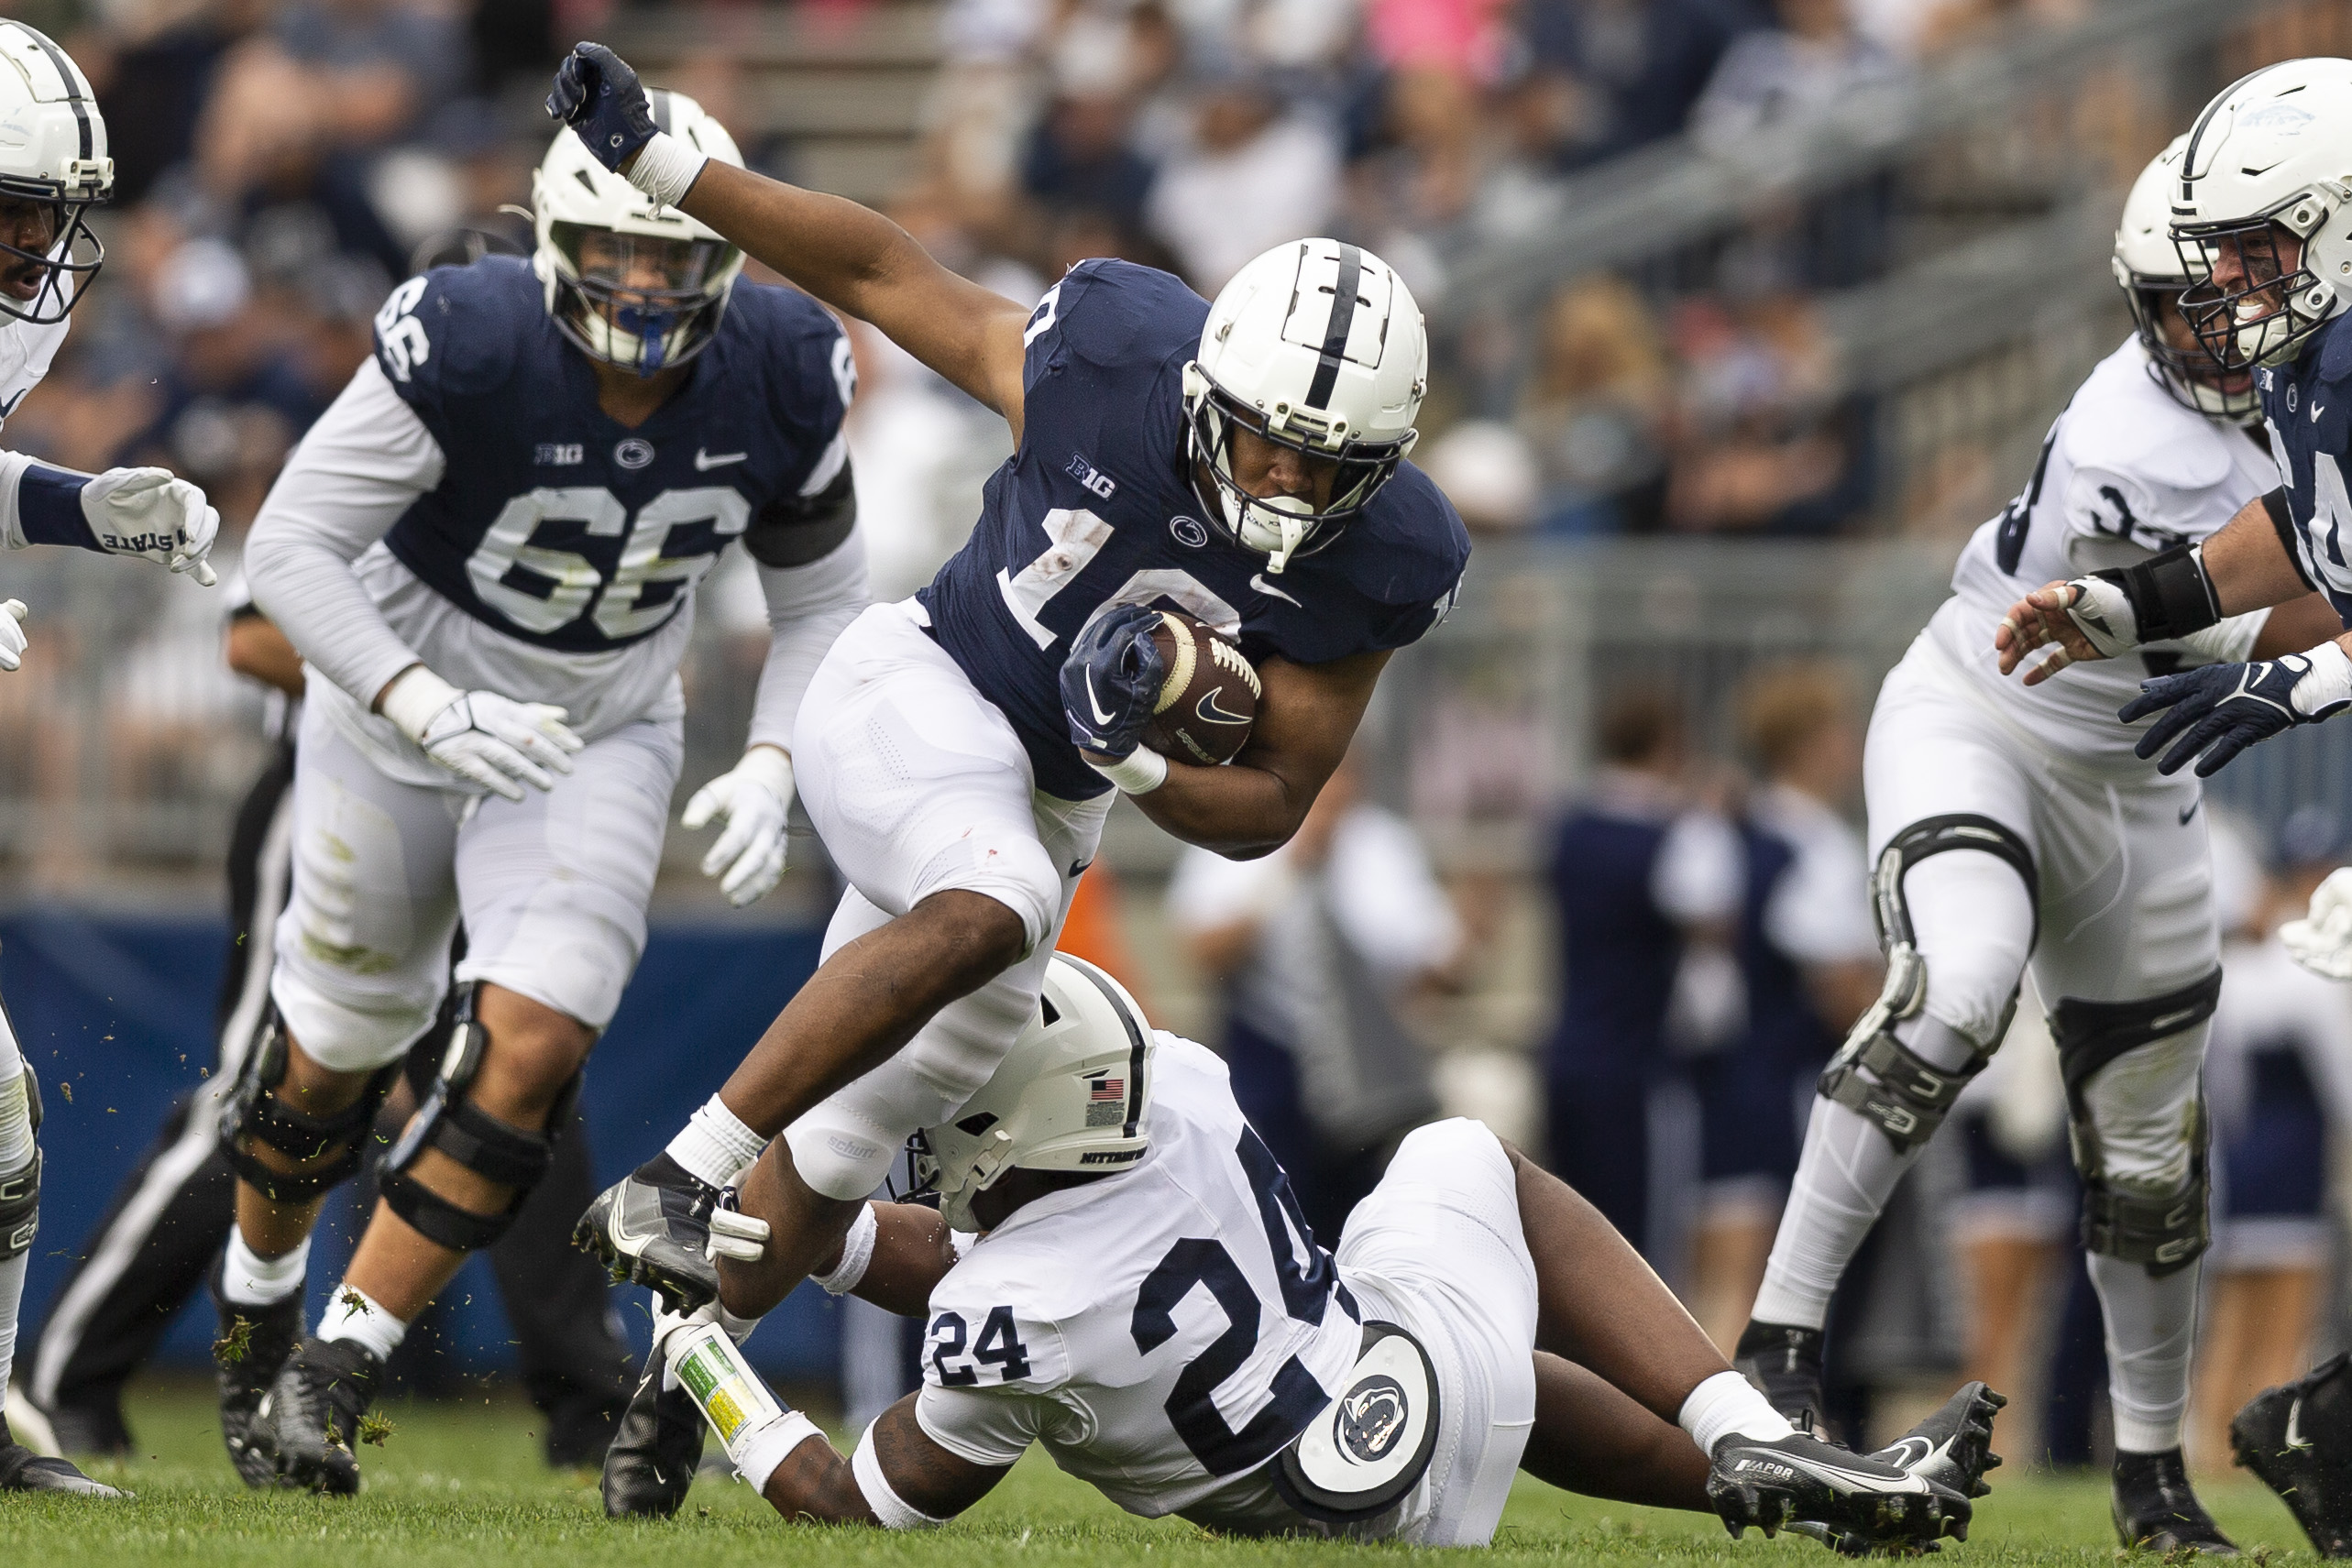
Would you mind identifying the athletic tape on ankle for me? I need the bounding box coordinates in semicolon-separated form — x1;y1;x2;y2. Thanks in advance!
814;1202;878;1296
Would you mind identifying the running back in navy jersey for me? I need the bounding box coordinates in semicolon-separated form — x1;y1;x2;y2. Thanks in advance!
370;255;855;653
916;259;1471;801
2259;311;2352;629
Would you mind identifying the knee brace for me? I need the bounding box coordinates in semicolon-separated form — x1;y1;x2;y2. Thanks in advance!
218;1008;400;1204
1818;814;2039;1152
2051;968;2222;1277
0;1064;38;1260
379;985;577;1253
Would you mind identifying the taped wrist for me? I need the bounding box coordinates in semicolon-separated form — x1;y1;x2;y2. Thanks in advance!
1090;745;1168;795
853;1419;948;1529
628;130;708;208
814;1201;879;1295
2088;543;2221;645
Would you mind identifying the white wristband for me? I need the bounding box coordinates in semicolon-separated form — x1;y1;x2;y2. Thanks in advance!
735;1409;824;1494
813;1202;879;1296
1089;744;1168;795
853;1418;948;1530
378;664;460;741
628;130;709;209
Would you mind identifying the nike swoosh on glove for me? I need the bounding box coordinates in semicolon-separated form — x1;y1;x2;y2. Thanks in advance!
2120;642;2352;777
0;598;25;673
380;666;585;801
545;42;657;172
682;748;794;907
82;467;219;584
1060;603;1166;759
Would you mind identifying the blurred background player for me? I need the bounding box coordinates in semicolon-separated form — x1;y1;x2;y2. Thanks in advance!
214;96;868;1495
0;18;223;1497
1165;745;1462;1238
546;49;1470;1517
1737;135;2344;1552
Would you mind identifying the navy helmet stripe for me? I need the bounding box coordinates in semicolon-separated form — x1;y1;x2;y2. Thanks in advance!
1060;955;1149;1139
16;27;92;163
1302;244;1363;411
2180;65;2271;205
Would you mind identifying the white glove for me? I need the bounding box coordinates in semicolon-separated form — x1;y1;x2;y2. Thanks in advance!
82;467;219;585
379;665;583;801
2283;866;2352;980
0;598;26;673
682;746;794;906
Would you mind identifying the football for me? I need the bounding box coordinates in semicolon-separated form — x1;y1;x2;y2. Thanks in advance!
1140;610;1261;766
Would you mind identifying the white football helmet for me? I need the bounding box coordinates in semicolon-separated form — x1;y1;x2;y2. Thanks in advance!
2171;57;2352;369
914;954;1153;1233
1183;239;1426;573
2114;136;2258;422
532;90;746;375
0;22;110;325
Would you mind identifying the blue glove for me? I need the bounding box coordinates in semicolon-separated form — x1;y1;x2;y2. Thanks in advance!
1061;605;1166;759
2120;652;2352;776
546;43;657;172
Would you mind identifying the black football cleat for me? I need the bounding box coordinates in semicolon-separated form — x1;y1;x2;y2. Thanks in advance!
1873;1381;2006;1499
2233;1353;2352;1556
2113;1447;2237;1554
574;1154;727;1313
1709;1429;1969;1551
253;1336;381;1497
600;1364;709;1519
212;1266;305;1489
1736;1319;1828;1426
0;1414;126;1497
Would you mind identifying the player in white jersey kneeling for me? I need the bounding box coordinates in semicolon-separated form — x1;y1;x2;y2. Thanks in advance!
0;20;220;1497
1732;136;2344;1553
649;955;1997;1549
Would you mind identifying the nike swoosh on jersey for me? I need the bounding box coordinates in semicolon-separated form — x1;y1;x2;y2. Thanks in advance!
0;388;26;420
695;448;749;470
1250;573;1302;607
2180;799;2200;826
1084;668;1116;726
2316;405;2328;424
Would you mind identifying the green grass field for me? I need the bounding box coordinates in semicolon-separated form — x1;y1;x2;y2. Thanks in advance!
0;1382;2320;1566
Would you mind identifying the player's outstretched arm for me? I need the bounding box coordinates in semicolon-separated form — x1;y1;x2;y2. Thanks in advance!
1100;647;1388;859
547;44;1030;434
1996;492;2315;683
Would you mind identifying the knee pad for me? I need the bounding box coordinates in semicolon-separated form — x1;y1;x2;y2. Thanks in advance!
1819;814;2039;1153
218;1007;400;1205
0;1066;37;1261
379;984;577;1253
2051;968;2222;1277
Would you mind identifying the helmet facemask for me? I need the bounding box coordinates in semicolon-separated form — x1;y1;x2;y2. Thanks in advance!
1183;366;1412;574
0;181;103;326
2120;275;2260;423
544;220;738;376
2175;204;2334;371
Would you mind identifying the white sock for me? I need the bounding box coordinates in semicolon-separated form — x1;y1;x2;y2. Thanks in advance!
316;1284;406;1363
0;1070;31;1176
1680;1369;1797;1453
221;1231;309;1309
2090;1250;2200;1453
665;1094;766;1190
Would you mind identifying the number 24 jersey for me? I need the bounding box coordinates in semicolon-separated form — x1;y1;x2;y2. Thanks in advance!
913;1036;1360;1530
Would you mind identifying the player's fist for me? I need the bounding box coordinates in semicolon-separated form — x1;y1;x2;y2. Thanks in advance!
546;43;656;172
1061;603;1166;759
0;598;27;673
683;747;794;907
82;467;218;584
379;665;584;801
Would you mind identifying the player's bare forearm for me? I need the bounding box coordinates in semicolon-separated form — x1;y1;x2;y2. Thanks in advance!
2253;589;2347;658
676;160;1029;429
820;1201;959;1317
1114;648;1388;857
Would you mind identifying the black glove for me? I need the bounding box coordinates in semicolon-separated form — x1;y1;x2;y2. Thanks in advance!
1060;604;1166;758
545;42;658;173
2120;651;2352;777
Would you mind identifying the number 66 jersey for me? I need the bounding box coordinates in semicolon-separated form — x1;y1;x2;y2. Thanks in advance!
251;253;856;781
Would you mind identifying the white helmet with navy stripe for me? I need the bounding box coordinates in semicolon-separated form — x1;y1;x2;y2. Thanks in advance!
2114;136;2259;422
1183;238;1427;573
914;954;1154;1233
532;88;746;375
0;21;111;325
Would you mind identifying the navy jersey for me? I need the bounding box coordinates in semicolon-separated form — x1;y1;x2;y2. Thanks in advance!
2259;311;2352;627
1544;809;1682;1081
369;256;854;653
917;259;1470;800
